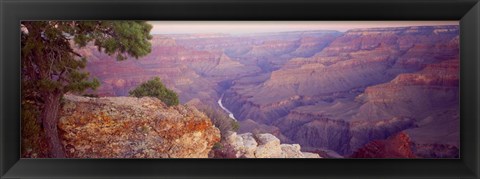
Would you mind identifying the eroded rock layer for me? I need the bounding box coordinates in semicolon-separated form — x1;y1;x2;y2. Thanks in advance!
58;95;221;158
81;26;460;157
350;132;417;158
222;26;459;156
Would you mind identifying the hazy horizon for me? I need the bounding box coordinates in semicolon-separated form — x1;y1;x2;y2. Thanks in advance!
148;21;458;35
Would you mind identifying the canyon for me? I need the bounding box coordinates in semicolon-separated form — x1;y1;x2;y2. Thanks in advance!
57;94;320;158
80;25;460;158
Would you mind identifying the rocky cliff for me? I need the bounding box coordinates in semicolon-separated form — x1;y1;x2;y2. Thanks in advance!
213;132;321;158
350;132;417;158
57;94;319;158
221;26;459;156
58;94;221;158
223;25;459;124
356;59;460;157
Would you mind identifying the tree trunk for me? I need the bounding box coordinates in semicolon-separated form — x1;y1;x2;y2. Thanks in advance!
41;91;65;158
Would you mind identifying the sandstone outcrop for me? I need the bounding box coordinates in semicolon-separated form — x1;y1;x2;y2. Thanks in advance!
350;132;417;158
238;119;291;143
217;132;321;158
58;94;220;158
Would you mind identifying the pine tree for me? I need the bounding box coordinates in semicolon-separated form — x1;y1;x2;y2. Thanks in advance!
21;21;152;157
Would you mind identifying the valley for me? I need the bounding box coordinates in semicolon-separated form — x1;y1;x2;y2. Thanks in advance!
80;25;460;158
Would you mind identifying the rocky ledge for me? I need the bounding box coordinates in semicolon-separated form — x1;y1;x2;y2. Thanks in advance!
350;132;417;158
214;132;321;158
58;94;221;158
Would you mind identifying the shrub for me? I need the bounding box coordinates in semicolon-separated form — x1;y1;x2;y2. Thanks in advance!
212;142;223;150
231;120;240;132
129;77;179;106
200;107;239;140
211;142;238;158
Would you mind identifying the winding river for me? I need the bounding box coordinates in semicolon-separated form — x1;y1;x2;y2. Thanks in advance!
217;93;237;121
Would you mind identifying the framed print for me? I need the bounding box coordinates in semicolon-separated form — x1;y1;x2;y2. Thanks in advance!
1;0;479;178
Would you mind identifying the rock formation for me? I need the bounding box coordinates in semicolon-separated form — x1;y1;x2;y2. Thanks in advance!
80;26;460;158
58;94;221;158
350;132;417;158
214;132;320;158
223;25;459;124
81;30;341;109
222;25;459;156
357;59;460;157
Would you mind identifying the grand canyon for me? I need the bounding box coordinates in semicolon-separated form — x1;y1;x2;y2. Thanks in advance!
72;24;460;158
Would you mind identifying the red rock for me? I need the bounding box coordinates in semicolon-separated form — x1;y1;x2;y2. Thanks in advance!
58;94;221;158
350;132;417;158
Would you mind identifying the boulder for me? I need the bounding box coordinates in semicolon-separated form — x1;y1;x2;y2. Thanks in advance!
280;144;304;158
302;152;321;158
239;133;258;158
221;132;321;158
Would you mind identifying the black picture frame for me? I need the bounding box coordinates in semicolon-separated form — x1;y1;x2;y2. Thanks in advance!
1;0;479;178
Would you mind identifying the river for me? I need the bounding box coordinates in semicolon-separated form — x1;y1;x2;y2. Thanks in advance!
217;93;237;121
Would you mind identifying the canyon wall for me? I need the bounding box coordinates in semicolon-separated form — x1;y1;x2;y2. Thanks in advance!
222;26;459;156
224;26;459;124
81;31;340;110
81;26;460;158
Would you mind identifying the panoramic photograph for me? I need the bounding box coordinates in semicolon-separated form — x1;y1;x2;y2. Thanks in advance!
21;21;460;158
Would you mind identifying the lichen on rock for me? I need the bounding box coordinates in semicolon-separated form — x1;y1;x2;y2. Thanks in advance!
58;94;220;158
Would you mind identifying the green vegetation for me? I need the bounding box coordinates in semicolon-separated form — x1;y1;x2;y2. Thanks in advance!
21;100;48;158
231;120;240;132
21;21;152;157
212;142;223;150
200;107;239;140
129;77;179;106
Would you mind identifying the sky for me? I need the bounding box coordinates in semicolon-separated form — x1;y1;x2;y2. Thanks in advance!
148;21;458;35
